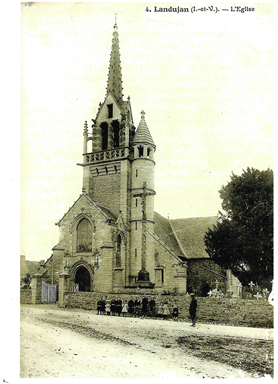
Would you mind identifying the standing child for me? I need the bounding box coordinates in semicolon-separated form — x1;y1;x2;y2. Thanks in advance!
105;300;111;315
163;301;171;320
97;298;102;315
172;303;179;321
157;301;164;318
122;301;128;317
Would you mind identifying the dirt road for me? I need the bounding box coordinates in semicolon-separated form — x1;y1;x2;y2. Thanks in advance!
20;304;273;379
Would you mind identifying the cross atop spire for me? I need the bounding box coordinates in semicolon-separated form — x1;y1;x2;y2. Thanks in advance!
106;19;123;104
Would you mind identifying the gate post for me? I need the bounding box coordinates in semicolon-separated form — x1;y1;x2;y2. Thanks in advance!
58;273;70;308
31;274;43;305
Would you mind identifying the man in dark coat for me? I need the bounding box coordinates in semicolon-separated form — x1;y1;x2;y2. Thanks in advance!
189;293;197;326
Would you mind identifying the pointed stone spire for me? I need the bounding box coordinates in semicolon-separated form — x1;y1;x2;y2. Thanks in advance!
83;120;88;136
106;18;123;104
133;111;155;146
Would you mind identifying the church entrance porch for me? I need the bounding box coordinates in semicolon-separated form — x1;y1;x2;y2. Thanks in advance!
75;266;91;292
69;261;94;293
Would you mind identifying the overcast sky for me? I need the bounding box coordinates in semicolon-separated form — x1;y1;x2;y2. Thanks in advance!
19;2;273;261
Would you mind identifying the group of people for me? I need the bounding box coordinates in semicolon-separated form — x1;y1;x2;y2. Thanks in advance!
96;296;180;320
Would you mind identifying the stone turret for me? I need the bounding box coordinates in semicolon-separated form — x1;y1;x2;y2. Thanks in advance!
130;111;156;286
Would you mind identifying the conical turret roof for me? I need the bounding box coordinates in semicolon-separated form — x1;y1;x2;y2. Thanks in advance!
133;111;155;146
106;21;123;105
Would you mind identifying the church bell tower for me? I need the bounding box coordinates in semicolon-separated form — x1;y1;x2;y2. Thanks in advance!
80;20;156;288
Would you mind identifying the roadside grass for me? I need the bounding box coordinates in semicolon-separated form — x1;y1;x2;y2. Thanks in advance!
177;334;273;378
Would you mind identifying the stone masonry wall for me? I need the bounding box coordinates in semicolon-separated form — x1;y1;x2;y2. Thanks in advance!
91;172;121;216
154;242;187;293
20;289;32;304
64;292;273;328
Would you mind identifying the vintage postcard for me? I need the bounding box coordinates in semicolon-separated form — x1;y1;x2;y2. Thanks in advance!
3;1;274;381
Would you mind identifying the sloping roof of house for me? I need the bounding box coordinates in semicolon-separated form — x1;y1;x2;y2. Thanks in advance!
170;216;218;259
23;260;42;276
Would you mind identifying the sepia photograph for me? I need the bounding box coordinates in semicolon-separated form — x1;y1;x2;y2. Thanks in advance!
3;0;274;381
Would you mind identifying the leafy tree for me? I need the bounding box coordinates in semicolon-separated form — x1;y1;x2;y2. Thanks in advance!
204;167;273;286
21;272;32;289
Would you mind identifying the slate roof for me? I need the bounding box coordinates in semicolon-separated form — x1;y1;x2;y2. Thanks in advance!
21;258;44;278
95;203;117;222
133;111;155;146
25;260;41;274
154;212;184;257
170;216;218;259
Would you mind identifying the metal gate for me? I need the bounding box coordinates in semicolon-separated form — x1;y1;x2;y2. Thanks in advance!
70;283;79;292
42;282;57;302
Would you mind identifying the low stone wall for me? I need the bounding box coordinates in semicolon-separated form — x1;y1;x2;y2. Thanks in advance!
64;292;273;329
196;297;273;328
20;289;32;304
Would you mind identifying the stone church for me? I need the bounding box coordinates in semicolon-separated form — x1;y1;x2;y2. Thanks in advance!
38;22;240;297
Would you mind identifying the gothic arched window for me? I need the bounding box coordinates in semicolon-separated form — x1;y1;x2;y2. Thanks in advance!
77;218;92;253
115;234;122;267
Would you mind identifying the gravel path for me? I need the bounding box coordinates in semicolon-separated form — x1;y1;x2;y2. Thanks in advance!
20;304;273;379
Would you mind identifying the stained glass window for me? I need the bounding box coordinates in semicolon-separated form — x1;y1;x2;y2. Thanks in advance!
77;219;92;252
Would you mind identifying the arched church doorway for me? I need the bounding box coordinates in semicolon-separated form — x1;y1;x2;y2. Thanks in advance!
75;266;91;292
